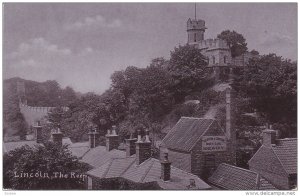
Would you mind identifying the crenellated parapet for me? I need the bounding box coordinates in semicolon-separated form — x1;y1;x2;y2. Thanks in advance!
19;101;68;127
197;38;229;50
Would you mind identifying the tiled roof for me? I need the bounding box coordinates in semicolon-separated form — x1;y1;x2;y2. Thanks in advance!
3;140;39;153
68;143;126;168
208;163;277;190
161;117;215;152
4;137;77;153
87;156;211;190
259;178;277;190
272;138;297;174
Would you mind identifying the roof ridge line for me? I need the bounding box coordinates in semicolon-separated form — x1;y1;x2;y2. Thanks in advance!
141;159;155;183
270;147;289;175
219;163;259;175
80;148;91;159
181;116;215;120
120;157;136;177
102;159;114;178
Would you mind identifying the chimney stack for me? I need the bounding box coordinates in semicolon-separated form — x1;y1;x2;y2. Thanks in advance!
160;152;171;181
263;126;277;147
125;133;137;157
106;125;119;151
225;87;232;139
52;128;63;147
33;121;43;143
88;127;100;148
135;129;152;165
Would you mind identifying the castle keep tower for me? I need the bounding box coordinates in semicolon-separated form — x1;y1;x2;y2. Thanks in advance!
187;18;206;44
187;4;206;44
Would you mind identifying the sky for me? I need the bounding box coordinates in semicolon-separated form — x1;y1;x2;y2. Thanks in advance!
3;3;297;94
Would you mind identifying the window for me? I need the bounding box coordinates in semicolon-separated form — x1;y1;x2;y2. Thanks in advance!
224;56;227;64
194;33;197;42
212;56;216;64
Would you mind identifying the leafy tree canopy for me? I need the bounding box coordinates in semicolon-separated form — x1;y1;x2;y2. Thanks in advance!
217;30;248;58
3;142;91;190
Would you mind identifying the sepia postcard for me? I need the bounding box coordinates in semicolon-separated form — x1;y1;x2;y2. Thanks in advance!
2;2;297;192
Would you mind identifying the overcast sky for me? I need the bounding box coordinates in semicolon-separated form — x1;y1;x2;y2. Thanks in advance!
3;3;297;94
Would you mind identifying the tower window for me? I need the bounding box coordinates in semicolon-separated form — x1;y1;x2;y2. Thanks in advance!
194;33;197;42
224;56;227;64
212;56;216;64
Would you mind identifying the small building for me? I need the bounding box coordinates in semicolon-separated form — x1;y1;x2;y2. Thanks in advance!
86;131;211;190
160;117;235;179
248;129;297;190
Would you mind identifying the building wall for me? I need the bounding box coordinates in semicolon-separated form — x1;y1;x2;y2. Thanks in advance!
159;147;191;173
191;122;233;179
200;48;231;67
249;147;290;189
19;102;68;127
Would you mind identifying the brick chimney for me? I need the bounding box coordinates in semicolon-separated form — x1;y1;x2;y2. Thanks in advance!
263;126;277;147
88;128;100;148
135;129;152;165
33;121;43;143
125;133;137;157
106;125;119;151
52;128;63;147
160;152;171;181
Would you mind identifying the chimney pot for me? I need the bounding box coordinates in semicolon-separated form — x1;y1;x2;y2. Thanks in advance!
33;121;43;143
125;137;138;157
106;126;119;151
52;128;63;147
145;129;151;143
160;152;171;181
263;129;277;147
89;128;100;148
112;125;117;135
137;130;142;142
135;130;151;165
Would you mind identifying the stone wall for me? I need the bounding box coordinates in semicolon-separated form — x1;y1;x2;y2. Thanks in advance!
19;102;68;127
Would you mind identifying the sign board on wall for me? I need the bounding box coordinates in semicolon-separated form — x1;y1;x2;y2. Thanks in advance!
202;136;227;152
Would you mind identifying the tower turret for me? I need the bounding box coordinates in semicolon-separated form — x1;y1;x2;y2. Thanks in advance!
187;18;206;44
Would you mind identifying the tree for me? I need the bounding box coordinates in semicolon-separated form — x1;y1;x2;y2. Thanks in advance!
168;44;211;102
3;142;91;190
217;30;248;58
232;54;297;137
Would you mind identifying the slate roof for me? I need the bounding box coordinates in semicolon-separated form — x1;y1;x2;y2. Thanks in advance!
208;163;277;190
87;156;211;190
161;117;215;152
3;140;39;153
67;142;90;157
272;138;297;174
67;143;126;168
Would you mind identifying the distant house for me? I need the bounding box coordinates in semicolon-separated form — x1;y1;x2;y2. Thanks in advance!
160;116;235;179
208;163;277;190
248;129;297;190
86;131;211;190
